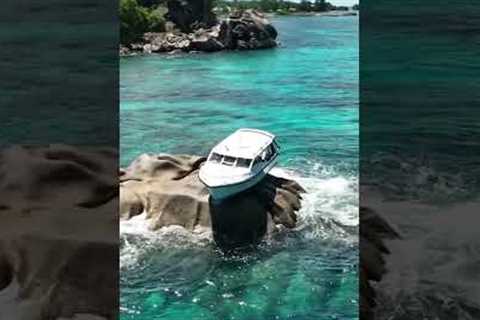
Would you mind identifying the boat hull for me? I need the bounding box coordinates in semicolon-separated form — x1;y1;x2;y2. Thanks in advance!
207;170;266;200
202;157;277;201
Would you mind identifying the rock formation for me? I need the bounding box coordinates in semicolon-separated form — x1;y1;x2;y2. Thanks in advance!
360;207;400;319
0;145;117;320
165;0;217;33
122;9;278;55
120;153;305;248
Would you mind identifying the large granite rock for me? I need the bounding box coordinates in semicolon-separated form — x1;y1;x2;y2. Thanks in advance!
226;9;278;50
123;9;278;54
165;0;217;33
120;153;305;248
0;145;117;320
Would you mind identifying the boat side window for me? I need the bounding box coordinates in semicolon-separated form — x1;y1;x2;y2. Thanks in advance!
237;158;251;168
222;156;236;166
266;145;274;160
261;145;274;162
210;153;222;163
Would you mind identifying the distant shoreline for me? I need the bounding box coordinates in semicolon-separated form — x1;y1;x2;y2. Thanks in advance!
217;10;358;19
270;10;358;17
120;10;358;57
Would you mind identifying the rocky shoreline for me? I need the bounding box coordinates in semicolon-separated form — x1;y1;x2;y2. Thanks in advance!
120;9;278;56
120;153;305;248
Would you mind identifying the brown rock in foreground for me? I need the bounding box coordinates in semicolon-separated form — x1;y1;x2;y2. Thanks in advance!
120;153;305;248
0;145;117;320
360;207;400;320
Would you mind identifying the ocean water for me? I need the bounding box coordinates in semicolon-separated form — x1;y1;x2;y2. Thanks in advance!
120;16;358;320
361;2;480;319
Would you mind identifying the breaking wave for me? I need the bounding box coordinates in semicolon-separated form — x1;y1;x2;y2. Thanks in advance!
271;164;358;241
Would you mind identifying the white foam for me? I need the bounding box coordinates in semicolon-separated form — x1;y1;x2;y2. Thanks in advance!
120;212;212;269
273;165;358;241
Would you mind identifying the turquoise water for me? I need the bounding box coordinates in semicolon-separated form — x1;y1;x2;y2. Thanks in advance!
359;3;480;319
360;2;480;203
121;16;358;320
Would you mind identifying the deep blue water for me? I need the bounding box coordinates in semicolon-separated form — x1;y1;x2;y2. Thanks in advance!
120;16;358;320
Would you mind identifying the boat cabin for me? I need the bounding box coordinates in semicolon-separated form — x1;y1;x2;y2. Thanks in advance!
206;129;278;171
200;128;280;199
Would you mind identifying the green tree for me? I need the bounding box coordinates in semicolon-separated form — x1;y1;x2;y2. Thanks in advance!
120;0;166;44
313;0;328;12
298;0;312;12
148;6;167;32
259;0;279;12
120;0;150;44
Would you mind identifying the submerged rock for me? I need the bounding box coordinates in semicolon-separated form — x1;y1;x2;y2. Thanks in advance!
120;153;305;248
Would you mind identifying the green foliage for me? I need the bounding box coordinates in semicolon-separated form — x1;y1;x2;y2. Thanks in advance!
148;6;167;32
214;0;342;14
314;0;328;12
120;0;149;44
120;0;166;44
298;0;312;12
137;0;167;7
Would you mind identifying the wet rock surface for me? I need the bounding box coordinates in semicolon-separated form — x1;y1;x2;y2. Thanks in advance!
0;145;117;320
120;153;305;248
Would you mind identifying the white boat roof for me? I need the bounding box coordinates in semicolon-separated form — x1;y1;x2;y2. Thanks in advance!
211;128;275;159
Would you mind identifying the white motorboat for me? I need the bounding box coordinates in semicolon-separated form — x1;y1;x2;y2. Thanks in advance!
199;128;279;200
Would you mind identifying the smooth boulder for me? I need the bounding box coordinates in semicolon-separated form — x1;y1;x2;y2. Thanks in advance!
0;145;117;320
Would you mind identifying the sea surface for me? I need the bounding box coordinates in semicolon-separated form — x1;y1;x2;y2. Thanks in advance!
120;16;359;320
361;2;480;318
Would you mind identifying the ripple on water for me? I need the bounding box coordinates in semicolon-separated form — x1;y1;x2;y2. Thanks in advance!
120;166;358;320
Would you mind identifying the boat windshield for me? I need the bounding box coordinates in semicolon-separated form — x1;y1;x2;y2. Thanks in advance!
236;158;251;168
209;153;252;169
210;152;222;163
223;156;236;166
